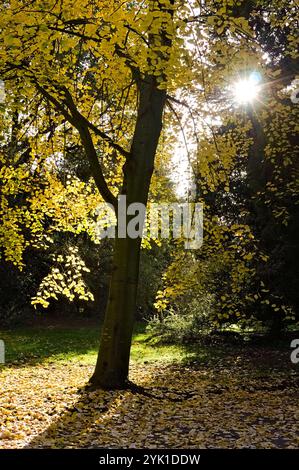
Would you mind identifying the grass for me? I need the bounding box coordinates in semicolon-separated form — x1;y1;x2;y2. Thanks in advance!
0;322;296;378
0;322;210;367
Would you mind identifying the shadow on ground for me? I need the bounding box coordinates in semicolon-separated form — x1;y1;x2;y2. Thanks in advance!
20;349;299;449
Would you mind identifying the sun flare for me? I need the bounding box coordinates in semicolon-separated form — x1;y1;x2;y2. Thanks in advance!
233;73;261;104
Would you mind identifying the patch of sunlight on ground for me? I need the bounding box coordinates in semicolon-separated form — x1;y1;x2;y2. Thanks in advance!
0;323;200;367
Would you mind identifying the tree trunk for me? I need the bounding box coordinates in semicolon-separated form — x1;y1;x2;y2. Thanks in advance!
90;79;167;388
90;234;142;388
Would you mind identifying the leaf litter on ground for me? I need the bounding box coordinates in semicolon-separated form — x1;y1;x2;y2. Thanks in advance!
0;348;298;449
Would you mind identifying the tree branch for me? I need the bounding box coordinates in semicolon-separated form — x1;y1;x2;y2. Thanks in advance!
35;83;117;208
62;88;131;158
76;123;118;208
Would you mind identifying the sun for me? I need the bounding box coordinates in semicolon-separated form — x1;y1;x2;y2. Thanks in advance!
233;72;261;105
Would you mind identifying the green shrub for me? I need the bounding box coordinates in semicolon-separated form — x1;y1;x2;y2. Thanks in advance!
147;294;214;344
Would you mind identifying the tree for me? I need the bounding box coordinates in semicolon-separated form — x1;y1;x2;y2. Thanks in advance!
153;0;299;333
1;0;297;388
0;0;179;388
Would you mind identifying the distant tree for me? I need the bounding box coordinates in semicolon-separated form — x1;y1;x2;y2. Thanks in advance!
154;0;299;332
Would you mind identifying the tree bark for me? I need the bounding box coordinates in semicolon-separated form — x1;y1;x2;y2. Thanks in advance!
90;79;167;388
90;234;142;389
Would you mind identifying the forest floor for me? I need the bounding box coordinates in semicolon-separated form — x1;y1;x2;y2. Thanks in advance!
0;324;298;449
